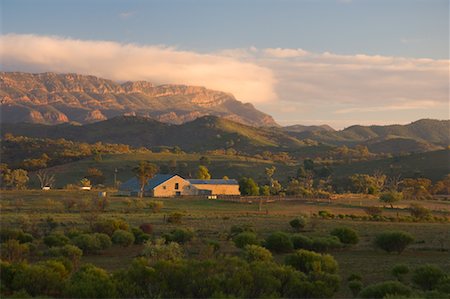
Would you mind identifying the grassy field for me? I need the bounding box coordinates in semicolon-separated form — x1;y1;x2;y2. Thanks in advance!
1;190;449;298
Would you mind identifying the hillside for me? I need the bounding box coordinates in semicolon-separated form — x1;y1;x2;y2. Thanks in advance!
288;119;449;152
0;72;277;127
1;115;307;153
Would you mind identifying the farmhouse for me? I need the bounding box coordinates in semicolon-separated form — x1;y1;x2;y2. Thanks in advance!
119;174;240;197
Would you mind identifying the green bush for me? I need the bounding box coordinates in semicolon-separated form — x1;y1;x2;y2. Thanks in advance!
348;280;363;297
233;232;259;249
243;245;273;262
289;217;308;232
131;227;150;245
374;231;414;254
93;233;112;250
330;227;359;245
412;264;445;291
0;229;33;244
43;233;70;247
91;219;129;236
164;228;194;244
359;281;412;298
66;264;117;298
111;230;135;247
47;244;83;265
391;264;409;281
264;232;293;253
310;236;343;252
167;212;184;224
284;249;338;274
291;234;313;250
229;224;255;237
148;200;164;212
409;204;431;220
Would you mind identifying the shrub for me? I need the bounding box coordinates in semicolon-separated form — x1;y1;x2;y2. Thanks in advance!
284;249;338;274
66;264;117;298
229;224;255;237
72;234;101;253
412;264;445;290
233;232;259;249
148;201;164;212
330;227;359;245
264;232;293;253
43;233;70;247
318;210;333;219
391;264;409;281
348;280;363;297
167;212;184;224
289;217;308;232
141;238;183;263
139;223;153;234
47;244;83;266
111;230;135;247
310;236;343;252
164;228;194;244
291;234;313;250
93;233;112;250
374;231;414;254
92;219;129;236
409;204;431;220
359;281;411;298
0;229;33;244
131;228;150;245
379;191;403;208
243;245;273;262
0;239;29;262
347;273;362;282
364;206;383;217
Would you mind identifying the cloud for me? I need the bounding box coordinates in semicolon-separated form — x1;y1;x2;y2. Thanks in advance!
1;34;448;127
119;11;136;19
0;34;277;103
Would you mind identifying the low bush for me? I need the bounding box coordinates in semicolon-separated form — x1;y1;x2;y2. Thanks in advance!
229;224;255;237
167;212;184;224
409;203;431;220
358;281;412;298
111;230;135;247
43;233;70;247
264;232;293;253
148;201;164;212
0;229;33;244
93;233;112;250
139;223;153;234
164;228;194;244
291;234;313;250
364;206;383;217
391;264;409;281
232;232;259;249
72;233;111;253
348;280;363;297
330;227;359;245
284;249;338;274
47;244;82;265
310;236;342;252
289;216;308;232
131;227;150;245
91;219;129;236
374;231;414;254
243;244;273;262
412;264;445;291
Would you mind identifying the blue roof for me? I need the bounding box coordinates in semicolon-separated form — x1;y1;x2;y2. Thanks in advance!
188;179;238;185
119;174;177;191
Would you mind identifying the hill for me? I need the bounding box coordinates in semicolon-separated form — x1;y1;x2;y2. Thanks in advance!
283;124;335;133
0;72;277;127
1;115;309;153
288;119;449;152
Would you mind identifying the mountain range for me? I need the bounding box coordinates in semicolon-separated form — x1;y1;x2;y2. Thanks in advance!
0;72;277;127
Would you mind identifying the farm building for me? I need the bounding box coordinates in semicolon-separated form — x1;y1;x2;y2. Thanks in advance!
119;174;240;197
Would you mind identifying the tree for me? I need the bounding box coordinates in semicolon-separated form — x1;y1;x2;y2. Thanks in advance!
196;165;211;180
379;191;403;208
239;177;259;196
111;230;135;247
412;264;445;291
374;231;414;254
86;168;104;186
10;169;29;190
36;169;55;189
66;264;117;298
259;185;270;196
330;227;359;245
303;159;315;171
409;203;431;220
359;281;412;298
133;161;159;197
80;178;91;187
141;238;183;264
264;232;293;253
284;249;338;274
264;166;276;186
289;217;308;232
0;163;12;188
243;245;273;262
233;232;259;249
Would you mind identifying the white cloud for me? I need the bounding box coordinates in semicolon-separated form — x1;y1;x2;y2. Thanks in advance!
1;35;448;127
0;34;277;103
119;11;136;19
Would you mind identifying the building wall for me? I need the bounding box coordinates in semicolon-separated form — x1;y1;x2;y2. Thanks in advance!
190;184;241;195
153;176;195;197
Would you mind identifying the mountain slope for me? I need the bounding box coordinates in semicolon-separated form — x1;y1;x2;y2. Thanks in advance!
0;72;278;127
288;119;449;151
1;115;305;152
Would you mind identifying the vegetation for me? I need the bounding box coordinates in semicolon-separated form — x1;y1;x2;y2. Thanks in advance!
374;231;415;254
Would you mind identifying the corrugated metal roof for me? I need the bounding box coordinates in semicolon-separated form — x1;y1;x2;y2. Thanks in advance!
188;179;238;185
119;174;177;191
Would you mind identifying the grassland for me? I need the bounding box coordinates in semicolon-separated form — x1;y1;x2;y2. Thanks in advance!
1;190;449;298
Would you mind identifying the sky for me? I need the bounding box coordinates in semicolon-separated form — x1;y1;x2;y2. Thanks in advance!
1;0;449;128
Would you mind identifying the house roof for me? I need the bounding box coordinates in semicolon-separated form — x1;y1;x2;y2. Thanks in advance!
119;174;178;191
188;179;238;185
